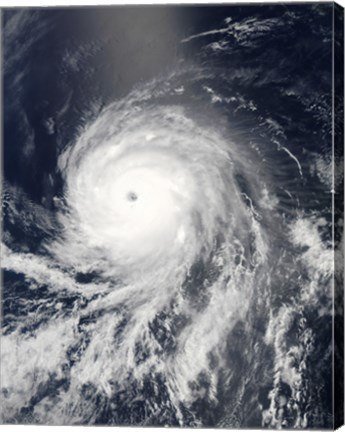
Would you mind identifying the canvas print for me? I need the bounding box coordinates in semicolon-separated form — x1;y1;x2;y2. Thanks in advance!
1;2;344;429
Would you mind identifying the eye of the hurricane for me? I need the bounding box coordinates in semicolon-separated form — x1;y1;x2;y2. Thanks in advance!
127;191;138;202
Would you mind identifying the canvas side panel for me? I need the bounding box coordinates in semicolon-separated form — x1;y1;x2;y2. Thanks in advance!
334;2;344;430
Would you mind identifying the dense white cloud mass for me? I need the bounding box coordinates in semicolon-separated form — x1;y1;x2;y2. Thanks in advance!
53;100;264;279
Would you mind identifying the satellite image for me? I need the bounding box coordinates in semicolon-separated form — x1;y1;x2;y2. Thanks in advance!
1;3;344;428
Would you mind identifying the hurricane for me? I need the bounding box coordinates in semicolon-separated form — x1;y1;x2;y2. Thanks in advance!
1;4;342;429
16;77;269;422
